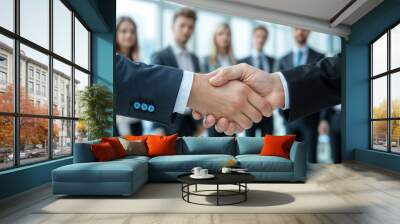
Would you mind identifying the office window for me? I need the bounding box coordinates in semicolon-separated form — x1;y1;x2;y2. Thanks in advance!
20;0;49;49
370;22;400;153
19;117;49;165
230;18;252;59
0;35;14;112
53;0;72;60
0;0;14;32
52;119;72;158
391;24;400;70
53;59;72;117
0;1;91;169
74;69;89;119
0;116;13;170
74;18;89;70
20;44;49;115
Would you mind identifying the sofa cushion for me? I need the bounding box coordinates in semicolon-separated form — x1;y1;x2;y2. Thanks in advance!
101;137;127;158
177;137;235;155
147;134;177;157
236;155;293;172
236;137;263;155
118;138;147;156
53;158;147;183
260;135;296;159
91;142;118;161
149;154;235;172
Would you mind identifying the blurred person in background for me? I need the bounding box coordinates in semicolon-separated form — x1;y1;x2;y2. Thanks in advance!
319;106;342;163
278;27;324;163
115;16;143;136
238;25;282;137
151;8;200;136
202;23;236;137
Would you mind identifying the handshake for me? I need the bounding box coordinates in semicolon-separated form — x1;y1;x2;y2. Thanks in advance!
187;63;285;135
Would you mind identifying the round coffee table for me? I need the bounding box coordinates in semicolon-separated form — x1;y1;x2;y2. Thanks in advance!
177;173;255;206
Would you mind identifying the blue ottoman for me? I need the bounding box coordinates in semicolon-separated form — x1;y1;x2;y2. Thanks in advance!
52;156;148;196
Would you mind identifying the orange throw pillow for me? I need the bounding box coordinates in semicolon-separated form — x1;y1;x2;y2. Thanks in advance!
101;137;126;158
259;135;296;159
91;142;118;162
146;134;177;157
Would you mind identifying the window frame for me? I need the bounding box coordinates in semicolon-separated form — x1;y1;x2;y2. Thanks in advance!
0;0;92;171
369;20;400;153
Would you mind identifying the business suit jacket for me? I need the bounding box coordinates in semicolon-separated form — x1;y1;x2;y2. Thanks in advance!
150;46;200;136
282;56;341;121
115;54;183;125
151;46;201;72
278;48;325;120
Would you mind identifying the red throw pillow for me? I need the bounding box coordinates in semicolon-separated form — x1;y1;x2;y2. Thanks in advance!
101;137;126;158
146;134;177;157
259;135;296;159
91;142;118;162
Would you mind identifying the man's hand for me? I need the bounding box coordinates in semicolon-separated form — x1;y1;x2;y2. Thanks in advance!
187;74;271;130
192;63;285;135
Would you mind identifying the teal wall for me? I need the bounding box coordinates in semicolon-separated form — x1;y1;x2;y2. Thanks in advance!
344;0;400;171
0;158;72;199
0;0;116;200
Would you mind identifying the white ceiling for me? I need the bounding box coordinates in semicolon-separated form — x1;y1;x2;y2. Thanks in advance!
228;0;353;24
171;0;384;38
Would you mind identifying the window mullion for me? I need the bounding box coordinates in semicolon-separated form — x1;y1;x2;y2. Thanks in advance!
71;10;76;155
49;0;54;160
13;0;20;167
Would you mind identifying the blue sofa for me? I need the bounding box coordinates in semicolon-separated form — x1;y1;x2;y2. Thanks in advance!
52;137;306;196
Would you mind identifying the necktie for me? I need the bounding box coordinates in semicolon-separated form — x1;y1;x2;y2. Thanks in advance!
258;55;264;70
295;51;303;66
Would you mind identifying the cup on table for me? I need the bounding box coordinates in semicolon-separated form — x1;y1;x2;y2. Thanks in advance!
199;169;208;176
191;167;202;176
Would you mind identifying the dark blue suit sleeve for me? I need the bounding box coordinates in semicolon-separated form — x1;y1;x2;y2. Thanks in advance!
115;54;184;125
282;56;341;121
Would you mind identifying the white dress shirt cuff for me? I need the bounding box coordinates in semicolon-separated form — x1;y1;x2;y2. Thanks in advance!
276;72;290;110
173;71;194;114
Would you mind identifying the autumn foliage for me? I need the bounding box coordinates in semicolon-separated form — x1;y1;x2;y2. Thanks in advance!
372;99;400;142
0;84;59;151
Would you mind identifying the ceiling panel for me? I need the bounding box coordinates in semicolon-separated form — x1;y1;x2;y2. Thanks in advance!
228;0;352;21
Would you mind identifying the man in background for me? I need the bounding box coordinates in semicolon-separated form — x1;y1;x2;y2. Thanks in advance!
238;26;285;137
151;8;201;136
278;27;324;163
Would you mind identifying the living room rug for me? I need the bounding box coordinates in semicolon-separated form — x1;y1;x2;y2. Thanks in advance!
37;183;361;214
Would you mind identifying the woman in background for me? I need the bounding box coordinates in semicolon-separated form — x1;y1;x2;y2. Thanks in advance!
203;23;236;137
115;16;143;135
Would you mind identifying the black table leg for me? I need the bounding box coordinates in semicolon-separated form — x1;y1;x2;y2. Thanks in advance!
195;184;197;192
216;184;219;206
245;183;247;201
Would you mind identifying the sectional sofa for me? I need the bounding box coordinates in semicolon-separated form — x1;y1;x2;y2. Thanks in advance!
52;137;306;196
